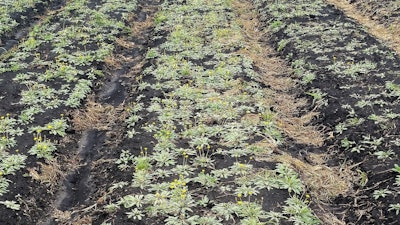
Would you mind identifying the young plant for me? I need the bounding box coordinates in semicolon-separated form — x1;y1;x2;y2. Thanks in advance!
275;163;303;195
0;176;10;197
373;189;392;200
283;196;321;225
0;200;20;210
389;203;400;215
28;133;57;160
0;154;26;175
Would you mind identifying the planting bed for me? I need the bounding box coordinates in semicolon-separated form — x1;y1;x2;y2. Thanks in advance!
0;0;399;224
348;0;400;29
253;0;400;224
0;0;66;54
347;0;400;54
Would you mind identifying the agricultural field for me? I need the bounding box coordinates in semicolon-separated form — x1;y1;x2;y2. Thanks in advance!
0;0;399;224
347;0;400;31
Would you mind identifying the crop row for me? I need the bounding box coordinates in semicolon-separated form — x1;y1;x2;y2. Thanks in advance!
95;0;322;224
0;0;138;211
252;0;400;222
0;0;47;38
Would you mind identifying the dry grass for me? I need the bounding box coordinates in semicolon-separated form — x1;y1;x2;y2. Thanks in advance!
231;2;351;223
234;5;293;92
52;210;92;225
130;9;155;36
232;0;324;147
52;209;72;223
27;159;64;193
115;37;136;49
71;98;124;131
104;30;140;69
326;0;400;55
315;210;347;225
241;113;261;126
259;151;358;225
268;152;355;202
279;112;324;146
103;54;122;69
71;216;92;225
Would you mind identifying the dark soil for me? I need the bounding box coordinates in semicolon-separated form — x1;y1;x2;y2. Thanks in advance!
348;0;400;28
0;0;66;54
48;0;167;224
0;0;151;224
51;1;295;224
254;1;400;224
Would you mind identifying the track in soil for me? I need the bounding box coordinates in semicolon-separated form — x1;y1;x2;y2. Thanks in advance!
38;0;323;224
0;0;148;224
42;1;162;224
